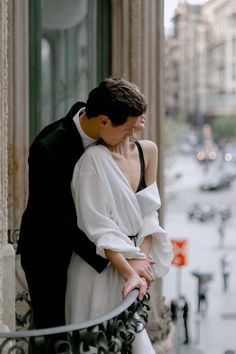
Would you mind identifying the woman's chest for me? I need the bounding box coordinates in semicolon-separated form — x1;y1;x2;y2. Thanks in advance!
111;154;141;192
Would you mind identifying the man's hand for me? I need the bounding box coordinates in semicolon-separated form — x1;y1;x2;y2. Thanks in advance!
127;259;155;285
122;274;148;301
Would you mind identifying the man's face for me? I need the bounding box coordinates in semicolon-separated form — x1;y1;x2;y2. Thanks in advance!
99;116;141;146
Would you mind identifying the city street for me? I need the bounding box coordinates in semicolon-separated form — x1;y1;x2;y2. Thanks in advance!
162;153;236;354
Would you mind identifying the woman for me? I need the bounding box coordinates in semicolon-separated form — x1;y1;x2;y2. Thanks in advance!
65;118;173;352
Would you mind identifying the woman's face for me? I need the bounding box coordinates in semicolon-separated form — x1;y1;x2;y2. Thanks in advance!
134;114;146;133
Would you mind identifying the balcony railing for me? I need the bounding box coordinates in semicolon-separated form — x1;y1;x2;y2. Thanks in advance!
0;290;150;354
5;229;151;353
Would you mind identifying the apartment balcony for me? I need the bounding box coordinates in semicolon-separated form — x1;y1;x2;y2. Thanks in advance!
0;230;151;354
0;289;150;354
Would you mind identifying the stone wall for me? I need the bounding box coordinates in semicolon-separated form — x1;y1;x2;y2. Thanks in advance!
0;0;16;332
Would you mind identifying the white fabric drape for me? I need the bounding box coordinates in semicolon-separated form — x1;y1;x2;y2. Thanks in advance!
65;145;173;353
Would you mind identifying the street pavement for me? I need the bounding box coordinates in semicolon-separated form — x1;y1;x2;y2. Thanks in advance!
162;154;236;354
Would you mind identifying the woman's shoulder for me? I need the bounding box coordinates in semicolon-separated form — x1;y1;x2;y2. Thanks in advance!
137;140;158;159
138;139;158;151
136;140;158;185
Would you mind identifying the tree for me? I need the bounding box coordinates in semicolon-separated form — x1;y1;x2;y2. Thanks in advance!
212;115;236;143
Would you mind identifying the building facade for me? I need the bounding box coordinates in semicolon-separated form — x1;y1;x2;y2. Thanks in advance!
0;0;172;351
204;0;236;117
0;0;16;333
165;0;236;125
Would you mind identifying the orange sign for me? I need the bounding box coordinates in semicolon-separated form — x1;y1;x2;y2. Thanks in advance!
171;239;187;267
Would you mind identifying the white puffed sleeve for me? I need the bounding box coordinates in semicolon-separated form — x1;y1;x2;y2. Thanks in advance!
71;153;146;260
136;183;174;277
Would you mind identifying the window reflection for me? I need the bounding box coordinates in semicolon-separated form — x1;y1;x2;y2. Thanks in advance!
77;17;89;101
41;0;93;124
41;38;52;126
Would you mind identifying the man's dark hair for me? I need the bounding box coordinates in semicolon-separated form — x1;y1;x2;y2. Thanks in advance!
86;78;147;126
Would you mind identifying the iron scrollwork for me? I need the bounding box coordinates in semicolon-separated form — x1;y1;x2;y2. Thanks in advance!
8;228;20;251
0;290;150;354
6;229;151;353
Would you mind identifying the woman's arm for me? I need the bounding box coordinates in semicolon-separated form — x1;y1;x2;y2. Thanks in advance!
136;141;174;277
140;140;158;186
105;249;147;300
128;235;155;284
140;235;152;256
127;141;158;282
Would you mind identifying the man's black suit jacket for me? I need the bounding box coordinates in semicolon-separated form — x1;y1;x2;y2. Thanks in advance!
18;102;108;274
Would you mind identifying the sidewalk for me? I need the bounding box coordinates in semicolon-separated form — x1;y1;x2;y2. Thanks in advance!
169;306;204;354
170;331;204;354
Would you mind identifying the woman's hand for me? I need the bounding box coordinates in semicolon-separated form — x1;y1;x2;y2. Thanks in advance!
122;274;148;301
104;249;150;300
127;259;156;285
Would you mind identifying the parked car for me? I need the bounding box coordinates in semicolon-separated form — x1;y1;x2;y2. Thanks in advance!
223;143;236;163
187;203;217;222
223;145;236;179
218;205;232;221
196;142;218;164
199;169;232;191
187;203;232;223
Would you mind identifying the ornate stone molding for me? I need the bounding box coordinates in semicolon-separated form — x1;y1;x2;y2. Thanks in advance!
0;0;9;325
8;0;29;229
7;0;29;332
0;0;16;331
0;0;8;247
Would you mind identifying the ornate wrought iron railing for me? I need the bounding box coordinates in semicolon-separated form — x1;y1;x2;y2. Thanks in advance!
8;228;20;252
6;228;152;352
0;290;150;354
8;228;33;330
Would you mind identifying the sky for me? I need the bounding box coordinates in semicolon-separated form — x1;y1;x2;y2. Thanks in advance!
164;0;207;31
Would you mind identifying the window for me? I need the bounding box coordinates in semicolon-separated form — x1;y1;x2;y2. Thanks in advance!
29;0;111;140
41;39;53;126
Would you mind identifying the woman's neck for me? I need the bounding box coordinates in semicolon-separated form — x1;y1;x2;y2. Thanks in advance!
107;137;133;157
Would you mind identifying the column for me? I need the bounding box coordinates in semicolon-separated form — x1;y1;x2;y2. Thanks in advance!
0;0;15;332
7;0;30;329
111;0;173;352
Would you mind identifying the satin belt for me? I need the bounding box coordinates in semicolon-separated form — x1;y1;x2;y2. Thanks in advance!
128;233;138;246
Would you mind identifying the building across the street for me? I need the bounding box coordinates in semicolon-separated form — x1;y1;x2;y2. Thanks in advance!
165;0;236;125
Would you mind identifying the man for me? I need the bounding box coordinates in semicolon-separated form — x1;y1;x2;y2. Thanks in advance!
180;295;189;344
221;253;232;292
18;78;154;329
170;298;178;323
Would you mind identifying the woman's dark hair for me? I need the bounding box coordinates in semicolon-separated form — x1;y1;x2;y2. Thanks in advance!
86;78;147;126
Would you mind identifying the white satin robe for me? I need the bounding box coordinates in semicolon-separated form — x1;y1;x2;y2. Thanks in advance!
65;145;173;353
